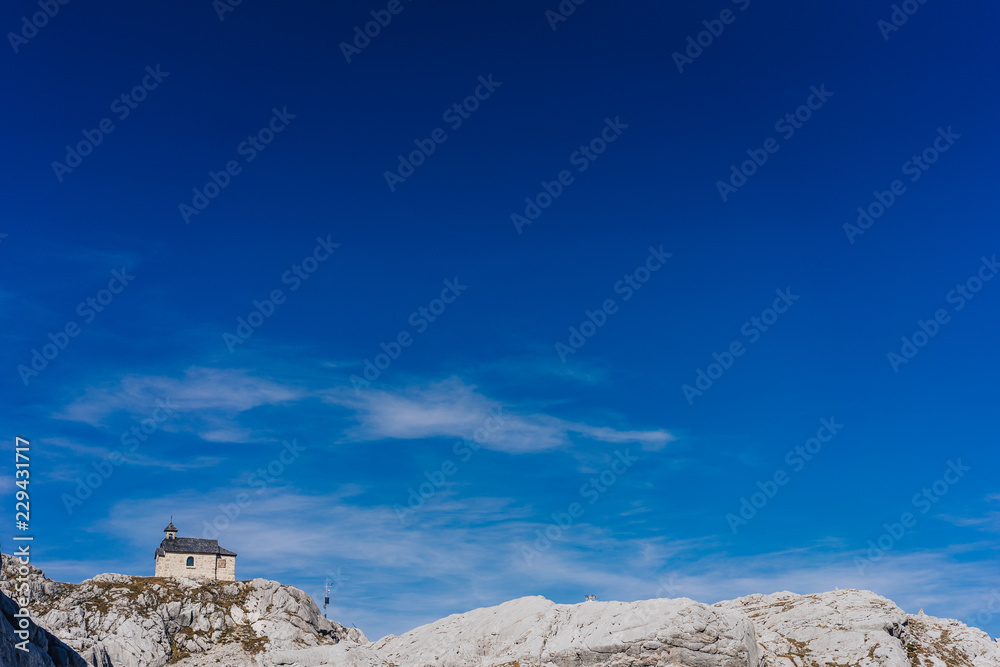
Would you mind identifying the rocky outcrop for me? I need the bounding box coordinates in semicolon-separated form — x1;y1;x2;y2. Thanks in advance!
716;589;1000;667
371;595;760;667
1;587;89;667
371;592;1000;667
0;555;358;667
264;643;386;667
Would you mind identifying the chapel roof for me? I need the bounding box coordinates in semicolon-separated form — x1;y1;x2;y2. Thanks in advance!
156;536;237;557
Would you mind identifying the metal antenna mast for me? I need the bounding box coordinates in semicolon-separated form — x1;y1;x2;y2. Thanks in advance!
323;578;332;619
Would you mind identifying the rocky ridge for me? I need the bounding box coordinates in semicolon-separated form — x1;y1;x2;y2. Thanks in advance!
717;589;1000;667
0;555;363;667
370;594;758;667
1;584;88;667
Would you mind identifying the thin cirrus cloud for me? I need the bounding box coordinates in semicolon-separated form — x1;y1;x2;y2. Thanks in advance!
939;496;1000;533
324;377;675;453
55;367;673;453
56;366;305;430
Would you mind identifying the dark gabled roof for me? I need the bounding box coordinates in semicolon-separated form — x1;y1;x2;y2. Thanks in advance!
158;537;236;557
164;522;178;532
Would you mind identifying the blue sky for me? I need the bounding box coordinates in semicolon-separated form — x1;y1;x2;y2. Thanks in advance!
2;0;999;642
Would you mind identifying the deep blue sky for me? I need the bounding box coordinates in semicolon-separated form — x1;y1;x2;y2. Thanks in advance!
2;0;999;641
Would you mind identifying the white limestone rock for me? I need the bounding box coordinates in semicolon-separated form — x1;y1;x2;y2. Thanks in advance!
265;643;388;667
372;595;760;667
0;555;352;667
1;588;89;667
716;589;1000;667
903;613;1000;667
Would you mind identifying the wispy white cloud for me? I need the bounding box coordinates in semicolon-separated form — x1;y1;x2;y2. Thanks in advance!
58;367;303;426
940;514;1000;531
324;378;674;453
55;366;305;443
55;368;671;453
199;427;256;443
939;494;1000;533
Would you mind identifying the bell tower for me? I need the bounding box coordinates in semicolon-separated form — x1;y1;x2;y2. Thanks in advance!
164;517;178;540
